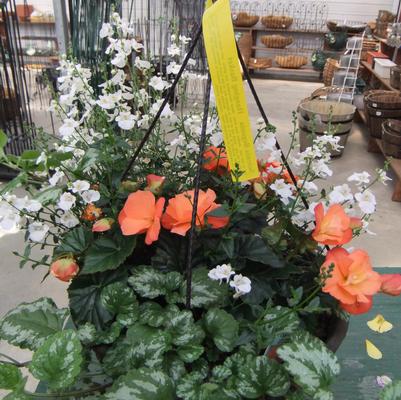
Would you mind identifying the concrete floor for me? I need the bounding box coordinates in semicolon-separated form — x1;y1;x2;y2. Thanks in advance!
0;79;400;391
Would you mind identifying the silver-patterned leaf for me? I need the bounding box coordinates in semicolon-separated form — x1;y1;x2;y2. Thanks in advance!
0;298;68;350
29;330;83;390
380;380;401;400
277;331;340;398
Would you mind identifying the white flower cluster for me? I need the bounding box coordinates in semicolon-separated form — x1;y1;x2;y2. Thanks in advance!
208;264;252;298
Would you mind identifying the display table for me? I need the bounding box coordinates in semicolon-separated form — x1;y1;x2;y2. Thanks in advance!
334;268;401;399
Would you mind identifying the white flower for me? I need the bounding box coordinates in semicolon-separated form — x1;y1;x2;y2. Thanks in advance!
25;199;42;212
130;38;144;52
348;171;371;186
355;190;376;214
256;133;277;152
28;222;49;242
135;58;151;70
149;76;170;91
81;190;100;204
57;192;76;211
270;179;294;205
167;43;181;57
362;220;376;236
59;119;79;139
71;180;90;193
208;264;235;283
111;52;127;69
298;180;318;195
97;94;116;110
179;35;191;44
230;274;252;298
49;169;65;186
267;150;282;163
116;111;137;130
166;62;181;75
151;100;174;119
210;131;223;147
57;211;79;228
36;151;47;165
12;196;29;211
0;212;20;231
328;184;354;204
376;169;392;185
99;23;113;39
312;159;333;178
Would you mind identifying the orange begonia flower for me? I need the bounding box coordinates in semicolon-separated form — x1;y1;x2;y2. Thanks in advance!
312;203;362;246
118;190;165;245
92;218;114;233
82;204;102;222
203;146;230;175
321;247;381;309
145;174;165;194
50;258;79;282
162;189;229;236
380;274;401;296
340;297;373;315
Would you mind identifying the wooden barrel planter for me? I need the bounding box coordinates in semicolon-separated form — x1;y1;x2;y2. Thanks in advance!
383;119;401;158
390;66;401;89
364;91;401;138
298;100;356;157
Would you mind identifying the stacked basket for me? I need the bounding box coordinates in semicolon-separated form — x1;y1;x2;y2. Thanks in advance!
383;119;401;158
364;90;401;139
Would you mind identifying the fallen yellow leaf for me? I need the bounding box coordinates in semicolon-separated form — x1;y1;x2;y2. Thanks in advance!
367;314;393;333
366;339;383;360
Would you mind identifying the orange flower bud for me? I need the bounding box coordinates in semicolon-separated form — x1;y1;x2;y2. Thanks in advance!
145;174;165;194
82;204;102;221
50;258;79;282
380;274;401;296
92;218;114;232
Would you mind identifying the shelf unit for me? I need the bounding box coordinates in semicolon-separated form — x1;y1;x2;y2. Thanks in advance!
235;25;325;81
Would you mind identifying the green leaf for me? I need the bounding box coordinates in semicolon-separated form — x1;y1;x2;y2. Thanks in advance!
237;356;290;398
54;226;93;256
68;269;127;330
0;173;28;195
83;235;136;274
0;363;23;391
177;344;204;363
236;235;283;268
103;368;174;400
78;148;100;172
257;306;300;348
29;330;83;390
139;302;165;327
176;372;204;400
129;266;166;298
166;310;205;347
0;129;7;153
277;331;340;399
20;150;40;160
181;268;229;308
204;308;239;352
380;381;401;400
101;282;138;315
163;355;186;382
0;298;68;350
34;186;62;205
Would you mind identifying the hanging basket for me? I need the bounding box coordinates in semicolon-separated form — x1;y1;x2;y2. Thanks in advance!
238;32;253;65
261;35;293;49
261;15;293;29
232;12;259;27
322;58;339;86
275;55;307;69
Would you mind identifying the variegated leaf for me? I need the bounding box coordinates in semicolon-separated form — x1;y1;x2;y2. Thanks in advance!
0;298;68;350
103;368;174;399
29;330;83;390
380;380;401;400
0;363;23;391
277;331;340;399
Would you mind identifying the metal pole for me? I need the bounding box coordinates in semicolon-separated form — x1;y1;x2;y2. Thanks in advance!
53;0;69;54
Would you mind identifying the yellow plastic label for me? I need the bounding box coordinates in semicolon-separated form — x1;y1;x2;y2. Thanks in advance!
205;0;213;9
202;0;259;182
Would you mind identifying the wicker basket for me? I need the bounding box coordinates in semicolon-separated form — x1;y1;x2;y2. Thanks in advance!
383;120;401;158
248;58;272;69
322;58;339;86
232;12;259;27
275;55;307;69
261;35;293;49
366;92;401;110
238;32;253;66
261;15;293;29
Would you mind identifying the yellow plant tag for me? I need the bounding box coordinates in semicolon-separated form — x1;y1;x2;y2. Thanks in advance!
202;0;259;182
367;314;393;333
366;339;383;360
205;0;213;9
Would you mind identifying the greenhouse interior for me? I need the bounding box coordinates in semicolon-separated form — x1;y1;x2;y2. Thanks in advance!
1;0;401;399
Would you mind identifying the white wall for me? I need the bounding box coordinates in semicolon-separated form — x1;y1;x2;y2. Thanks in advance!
15;0;54;14
325;0;397;22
